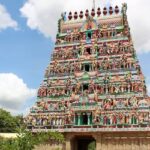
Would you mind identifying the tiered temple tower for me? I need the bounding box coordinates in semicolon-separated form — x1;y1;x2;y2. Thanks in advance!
27;3;150;150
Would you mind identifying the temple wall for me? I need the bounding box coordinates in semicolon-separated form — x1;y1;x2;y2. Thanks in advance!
99;136;150;150
65;131;150;150
33;132;150;150
96;132;150;150
34;143;64;150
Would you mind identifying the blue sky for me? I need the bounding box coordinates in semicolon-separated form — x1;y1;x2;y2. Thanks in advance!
0;0;150;115
0;0;53;114
0;0;53;87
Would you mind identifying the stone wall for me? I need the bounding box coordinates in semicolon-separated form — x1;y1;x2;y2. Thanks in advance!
97;132;150;150
0;133;17;138
65;131;150;150
34;143;64;150
33;132;150;150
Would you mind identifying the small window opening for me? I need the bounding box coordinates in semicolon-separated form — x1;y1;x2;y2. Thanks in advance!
65;90;68;94
112;32;115;37
86;48;91;54
83;84;89;91
72;87;75;92
85;64;90;72
87;32;92;39
82;113;88;125
81;65;84;71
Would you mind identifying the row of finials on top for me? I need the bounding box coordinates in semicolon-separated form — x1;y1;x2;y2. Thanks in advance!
64;6;120;21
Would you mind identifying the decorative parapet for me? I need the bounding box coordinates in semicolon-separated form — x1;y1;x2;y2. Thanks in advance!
61;5;121;22
31;126;150;133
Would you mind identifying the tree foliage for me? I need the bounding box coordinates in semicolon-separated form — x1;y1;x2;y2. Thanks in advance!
0;108;64;150
0;108;24;133
0;129;64;150
88;141;96;150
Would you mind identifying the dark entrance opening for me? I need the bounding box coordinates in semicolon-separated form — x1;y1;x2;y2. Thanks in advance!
87;32;92;39
72;136;96;150
82;113;88;125
83;84;89;91
85;64;90;72
86;47;91;54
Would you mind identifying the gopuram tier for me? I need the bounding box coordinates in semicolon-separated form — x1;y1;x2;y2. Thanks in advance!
26;4;150;135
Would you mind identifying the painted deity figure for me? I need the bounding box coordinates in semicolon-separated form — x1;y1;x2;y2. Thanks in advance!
38;87;47;97
31;117;37;126
125;71;132;82
138;113;144;124
104;74;110;84
80;43;85;55
75;81;81;94
112;114;117;125
87;19;92;30
114;84;120;94
65;111;73;124
103;115;107;125
129;96;138;108
43;117;48;126
93;107;100;124
103;99;112;110
124;114;130;124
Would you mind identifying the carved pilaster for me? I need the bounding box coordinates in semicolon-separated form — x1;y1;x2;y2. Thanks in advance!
65;134;74;150
77;113;81;125
65;139;71;150
87;113;91;125
139;138;143;150
148;138;150;150
93;134;102;150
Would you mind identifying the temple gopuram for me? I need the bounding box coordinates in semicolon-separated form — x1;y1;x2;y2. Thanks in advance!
26;3;150;150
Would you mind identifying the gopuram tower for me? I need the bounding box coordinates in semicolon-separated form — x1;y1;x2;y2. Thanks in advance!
27;3;150;150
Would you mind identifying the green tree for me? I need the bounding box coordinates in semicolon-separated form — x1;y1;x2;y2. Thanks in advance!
0;136;17;150
0;127;64;150
0;109;18;132
88;141;96;150
0;108;64;150
0;109;25;133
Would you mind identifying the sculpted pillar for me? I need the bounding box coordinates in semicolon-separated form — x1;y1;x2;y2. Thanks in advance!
93;134;102;150
65;138;71;150
87;113;91;125
65;134;74;150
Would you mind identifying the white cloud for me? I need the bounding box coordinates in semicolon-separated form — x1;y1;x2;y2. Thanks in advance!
20;0;104;40
20;0;150;53
0;4;18;31
147;84;150;95
0;73;36;114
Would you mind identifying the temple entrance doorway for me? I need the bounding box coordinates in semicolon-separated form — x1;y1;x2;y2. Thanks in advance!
72;135;96;150
82;113;88;125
